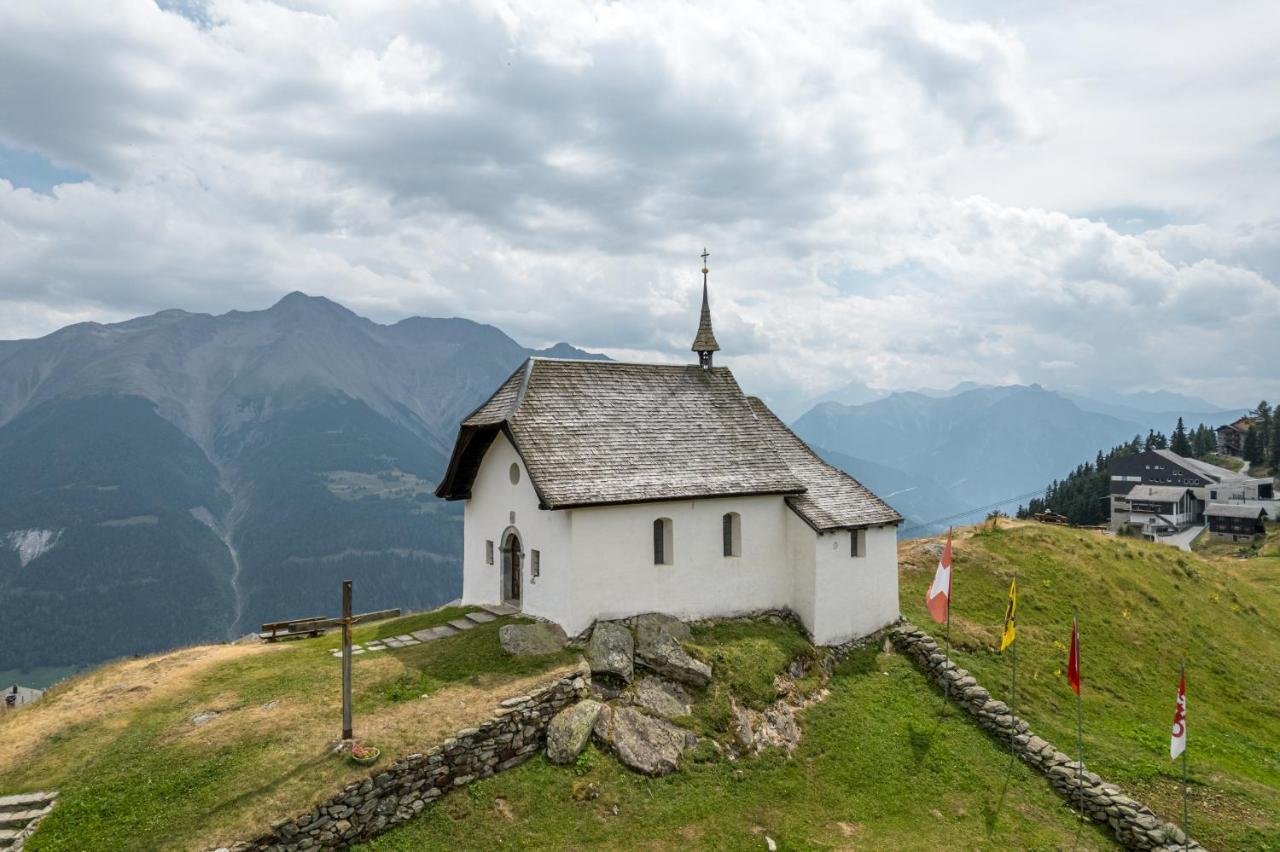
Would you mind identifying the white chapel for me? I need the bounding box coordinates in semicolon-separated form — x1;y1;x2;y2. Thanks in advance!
435;261;902;646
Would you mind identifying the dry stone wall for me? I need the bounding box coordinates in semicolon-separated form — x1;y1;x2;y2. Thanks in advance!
890;623;1201;852
225;665;589;852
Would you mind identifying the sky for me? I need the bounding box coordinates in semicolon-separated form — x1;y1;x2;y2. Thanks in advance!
1;0;1277;414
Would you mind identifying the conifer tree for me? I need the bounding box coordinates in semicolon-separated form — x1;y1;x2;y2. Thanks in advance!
1271;420;1280;470
1243;425;1263;466
1255;401;1272;461
1171;417;1192;456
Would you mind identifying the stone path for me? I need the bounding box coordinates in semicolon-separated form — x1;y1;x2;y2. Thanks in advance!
0;791;57;850
329;605;517;658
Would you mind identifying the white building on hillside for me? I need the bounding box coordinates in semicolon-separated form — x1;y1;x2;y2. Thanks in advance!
435;265;903;645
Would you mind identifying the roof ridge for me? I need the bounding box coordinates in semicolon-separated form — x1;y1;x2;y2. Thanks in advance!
528;356;728;370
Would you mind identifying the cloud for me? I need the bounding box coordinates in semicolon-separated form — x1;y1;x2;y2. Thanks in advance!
0;0;1277;412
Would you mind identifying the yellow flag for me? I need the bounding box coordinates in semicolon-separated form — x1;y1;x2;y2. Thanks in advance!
1000;577;1018;651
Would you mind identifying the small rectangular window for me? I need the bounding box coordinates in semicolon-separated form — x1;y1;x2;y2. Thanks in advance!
486;540;494;565
531;549;540;578
850;529;864;557
653;518;673;565
722;512;741;557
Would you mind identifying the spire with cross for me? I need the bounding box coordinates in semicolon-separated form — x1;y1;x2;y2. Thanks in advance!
691;247;720;369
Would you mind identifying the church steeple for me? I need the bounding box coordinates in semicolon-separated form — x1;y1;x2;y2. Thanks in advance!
691;248;720;369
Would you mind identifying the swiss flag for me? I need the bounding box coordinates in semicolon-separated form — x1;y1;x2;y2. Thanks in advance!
925;532;952;624
1171;667;1187;759
1068;614;1081;695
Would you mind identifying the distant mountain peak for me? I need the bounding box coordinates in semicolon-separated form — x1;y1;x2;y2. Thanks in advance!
269;291;354;317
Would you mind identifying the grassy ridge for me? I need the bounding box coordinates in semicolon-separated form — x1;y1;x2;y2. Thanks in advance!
363;629;1110;851
0;608;577;851
898;522;1280;850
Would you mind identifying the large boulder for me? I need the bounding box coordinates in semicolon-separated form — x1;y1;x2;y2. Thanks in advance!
633;612;692;646
499;622;567;656
635;629;711;688
628;676;691;719
592;705;697;776
587;622;634;683
546;700;603;764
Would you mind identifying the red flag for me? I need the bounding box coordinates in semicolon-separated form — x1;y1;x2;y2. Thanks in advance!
1171;667;1187;759
1067;614;1081;695
925;532;952;624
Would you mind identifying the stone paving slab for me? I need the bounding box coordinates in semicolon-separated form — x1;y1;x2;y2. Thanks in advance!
0;794;52;810
410;629;436;641
447;618;476;631
482;603;518;616
464;610;497;624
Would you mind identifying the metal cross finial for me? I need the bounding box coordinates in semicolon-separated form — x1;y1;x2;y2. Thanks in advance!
701;247;709;282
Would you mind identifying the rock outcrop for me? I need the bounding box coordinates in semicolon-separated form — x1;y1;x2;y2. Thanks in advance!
498;622;567;657
592;705;697;776
632;612;692;645
586;622;634;683
545;700;604;765
627;676;691;719
634;624;710;687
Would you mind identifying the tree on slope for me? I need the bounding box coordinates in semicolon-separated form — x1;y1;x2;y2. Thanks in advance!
1191;423;1216;458
1171;417;1192;456
1243;426;1263;466
1254;401;1272;462
1271;420;1280;471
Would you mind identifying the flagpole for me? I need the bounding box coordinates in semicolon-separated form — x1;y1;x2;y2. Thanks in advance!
1181;659;1188;852
1010;572;1017;766
944;528;952;704
1076;608;1084;824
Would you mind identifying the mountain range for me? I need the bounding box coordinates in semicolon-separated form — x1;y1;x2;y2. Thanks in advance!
0;293;604;674
0;293;1244;675
789;384;1242;532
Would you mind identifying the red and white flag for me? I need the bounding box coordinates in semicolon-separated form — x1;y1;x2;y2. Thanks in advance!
925;531;952;624
1067;614;1081;695
1171;667;1187;759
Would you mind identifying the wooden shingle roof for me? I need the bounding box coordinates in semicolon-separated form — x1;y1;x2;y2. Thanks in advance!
747;397;903;530
437;358;902;530
440;359;803;508
1205;502;1267;519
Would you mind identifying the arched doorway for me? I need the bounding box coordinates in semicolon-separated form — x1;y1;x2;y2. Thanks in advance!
500;529;523;607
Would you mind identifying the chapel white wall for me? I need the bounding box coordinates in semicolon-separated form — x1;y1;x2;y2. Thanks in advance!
561;494;793;636
785;510;817;635
461;432;572;627
808;524;900;645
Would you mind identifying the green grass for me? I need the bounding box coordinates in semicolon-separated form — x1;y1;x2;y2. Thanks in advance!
2;608;578;851
899;524;1280;850
360;642;1111;851
681;619;818;737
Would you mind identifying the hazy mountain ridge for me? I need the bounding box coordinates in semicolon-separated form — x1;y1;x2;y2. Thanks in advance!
0;294;605;672
790;384;1241;523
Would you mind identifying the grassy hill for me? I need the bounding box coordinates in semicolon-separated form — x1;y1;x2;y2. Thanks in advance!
3;522;1276;850
360;625;1108;851
0;608;579;851
898;521;1280;850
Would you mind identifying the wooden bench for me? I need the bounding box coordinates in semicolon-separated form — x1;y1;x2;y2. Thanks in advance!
258;608;403;642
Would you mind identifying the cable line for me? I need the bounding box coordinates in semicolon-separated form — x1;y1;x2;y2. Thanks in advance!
898;487;1049;535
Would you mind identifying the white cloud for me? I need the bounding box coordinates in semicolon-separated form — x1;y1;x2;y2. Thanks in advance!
0;0;1277;412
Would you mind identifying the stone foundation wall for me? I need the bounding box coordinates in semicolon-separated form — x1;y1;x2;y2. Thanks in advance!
230;665;588;851
890;623;1200;852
